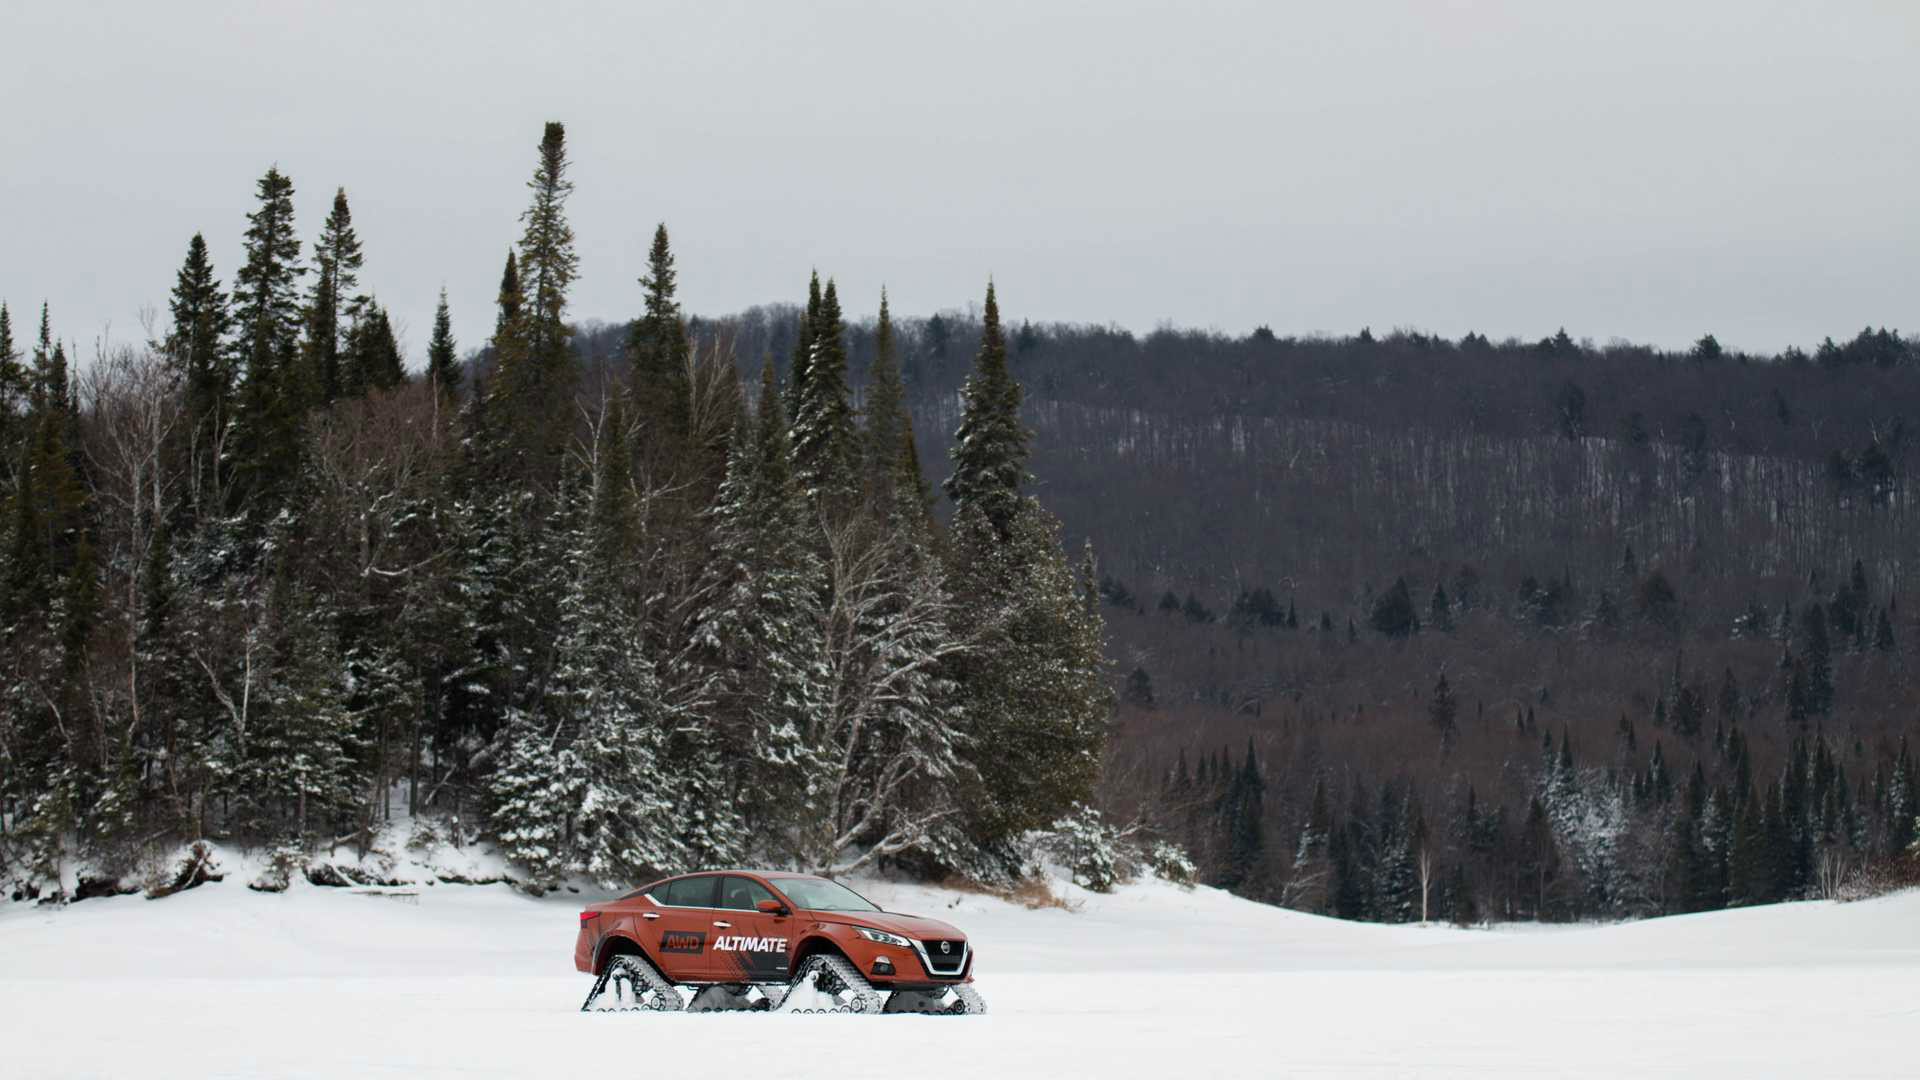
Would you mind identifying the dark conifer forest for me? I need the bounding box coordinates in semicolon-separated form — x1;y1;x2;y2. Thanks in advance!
4;121;1917;920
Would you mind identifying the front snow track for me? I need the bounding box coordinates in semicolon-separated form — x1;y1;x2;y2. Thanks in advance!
580;953;984;1016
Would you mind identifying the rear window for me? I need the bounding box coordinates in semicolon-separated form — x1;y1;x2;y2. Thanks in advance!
657;876;717;907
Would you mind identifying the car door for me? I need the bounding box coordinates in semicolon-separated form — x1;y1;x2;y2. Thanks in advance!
710;875;790;983
648;874;719;981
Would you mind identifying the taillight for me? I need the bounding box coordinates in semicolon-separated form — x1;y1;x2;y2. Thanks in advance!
580;911;601;922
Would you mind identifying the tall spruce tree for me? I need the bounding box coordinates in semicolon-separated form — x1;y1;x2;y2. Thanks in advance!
0;303;24;455
947;496;1111;856
503;121;578;475
303;187;366;405
784;274;821;424
164;235;234;515
792;278;858;508
426;288;461;398
1799;603;1834;714
342;303;405;395
684;362;829;861
230;166;306;511
629;223;691;443
944;282;1028;538
861;288;931;524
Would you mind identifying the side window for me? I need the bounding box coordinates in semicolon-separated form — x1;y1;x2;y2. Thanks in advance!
664;875;716;908
718;875;776;911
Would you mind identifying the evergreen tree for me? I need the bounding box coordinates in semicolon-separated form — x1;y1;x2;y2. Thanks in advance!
519;122;578;370
947;497;1110;853
1429;582;1453;632
500;122;579;478
303;187;366;405
683;362;829;860
792;278;858;508
1518;795;1560;919
1716;667;1742;725
342;303;406;395
784;274;821;422
861;289;929;523
1286;775;1333;912
944;282;1029;538
1124;666;1156;709
1217;740;1266;893
1798;603;1833;714
229;166;306;510
1728;790;1774;906
0;303;21;444
426;288;461;397
1369;577;1418;638
1429;672;1459;745
1670;659;1704;737
164;235;234;516
628;223;690;443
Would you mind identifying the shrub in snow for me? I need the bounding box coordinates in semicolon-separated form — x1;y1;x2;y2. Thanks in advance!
1039;805;1195;893
248;843;306;894
406;818;446;855
146;842;224;899
1145;841;1197;887
306;862;363;888
1044;806;1124;892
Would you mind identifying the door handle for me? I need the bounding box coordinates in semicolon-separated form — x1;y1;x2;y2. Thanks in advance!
641;912;660;920
712;920;732;928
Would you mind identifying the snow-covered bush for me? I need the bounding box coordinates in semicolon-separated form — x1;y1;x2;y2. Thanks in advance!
147;841;224;899
1039;805;1196;893
247;842;305;894
1043;805;1125;892
1145;840;1197;887
406;817;446;855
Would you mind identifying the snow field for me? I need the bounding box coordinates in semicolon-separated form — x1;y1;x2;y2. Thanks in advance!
2;875;1917;1078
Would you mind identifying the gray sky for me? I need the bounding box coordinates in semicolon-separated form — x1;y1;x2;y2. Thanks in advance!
5;1;1917;361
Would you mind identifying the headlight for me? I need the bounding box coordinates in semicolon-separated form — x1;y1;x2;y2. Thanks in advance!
853;926;910;948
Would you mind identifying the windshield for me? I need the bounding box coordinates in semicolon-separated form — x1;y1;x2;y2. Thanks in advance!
772;877;880;912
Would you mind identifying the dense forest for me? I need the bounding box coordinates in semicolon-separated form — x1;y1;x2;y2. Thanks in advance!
0;123;1110;902
3;120;1917;920
679;282;1920;920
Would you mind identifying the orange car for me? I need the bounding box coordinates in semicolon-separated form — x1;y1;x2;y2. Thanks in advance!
576;870;986;1015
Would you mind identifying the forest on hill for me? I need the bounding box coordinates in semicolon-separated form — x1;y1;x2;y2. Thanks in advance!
4;120;1917;922
678;293;1920;921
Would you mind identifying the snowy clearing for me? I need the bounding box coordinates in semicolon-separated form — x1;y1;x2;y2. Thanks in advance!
2;875;1916;1078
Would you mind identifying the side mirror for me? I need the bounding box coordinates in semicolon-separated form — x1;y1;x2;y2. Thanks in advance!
757;899;790;916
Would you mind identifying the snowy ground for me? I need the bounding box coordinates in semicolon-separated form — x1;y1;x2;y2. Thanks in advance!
2;873;1917;1079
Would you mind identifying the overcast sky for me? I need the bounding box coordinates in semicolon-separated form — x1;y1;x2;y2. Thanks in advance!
5;1;1917;361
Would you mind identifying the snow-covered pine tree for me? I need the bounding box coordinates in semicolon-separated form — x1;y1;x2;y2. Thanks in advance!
943;282;1028;539
945;497;1111;855
228;166;305;512
556;507;687;885
487;480;589;886
791;278;859;510
683;362;828;864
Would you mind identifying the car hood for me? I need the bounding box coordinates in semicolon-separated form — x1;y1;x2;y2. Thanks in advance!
808;909;964;940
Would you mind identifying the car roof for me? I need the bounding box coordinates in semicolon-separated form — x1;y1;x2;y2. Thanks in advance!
615;870;827;901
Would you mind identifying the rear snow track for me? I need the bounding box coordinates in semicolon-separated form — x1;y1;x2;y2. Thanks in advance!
2;876;1917;1077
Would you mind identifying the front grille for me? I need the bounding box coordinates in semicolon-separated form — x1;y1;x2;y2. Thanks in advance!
919;939;966;974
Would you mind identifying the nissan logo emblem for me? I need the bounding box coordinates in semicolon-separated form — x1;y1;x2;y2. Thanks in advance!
940;941;951;954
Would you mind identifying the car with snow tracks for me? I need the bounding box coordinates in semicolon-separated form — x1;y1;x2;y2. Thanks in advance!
576;870;986;1015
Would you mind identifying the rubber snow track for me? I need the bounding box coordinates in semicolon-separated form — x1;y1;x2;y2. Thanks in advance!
3;878;1918;1078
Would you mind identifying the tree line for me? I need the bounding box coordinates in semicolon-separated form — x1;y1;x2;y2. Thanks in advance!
0;122;1110;900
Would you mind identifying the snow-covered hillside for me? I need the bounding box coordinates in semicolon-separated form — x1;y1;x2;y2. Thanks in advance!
2;875;1916;1078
